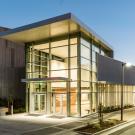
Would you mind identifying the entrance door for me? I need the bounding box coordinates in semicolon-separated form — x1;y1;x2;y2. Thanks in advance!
53;94;66;115
34;94;46;113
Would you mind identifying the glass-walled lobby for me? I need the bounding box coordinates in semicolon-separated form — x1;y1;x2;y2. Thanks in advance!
25;33;112;117
1;13;135;117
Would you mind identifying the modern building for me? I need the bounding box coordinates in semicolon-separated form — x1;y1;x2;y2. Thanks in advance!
0;13;135;117
0;27;25;100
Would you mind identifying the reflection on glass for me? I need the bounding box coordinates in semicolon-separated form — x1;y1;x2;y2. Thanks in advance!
92;62;97;72
81;45;90;59
81;57;91;70
92;51;96;62
81;38;90;48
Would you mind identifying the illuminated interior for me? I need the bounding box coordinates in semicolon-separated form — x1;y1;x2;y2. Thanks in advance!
2;13;132;117
25;31;112;117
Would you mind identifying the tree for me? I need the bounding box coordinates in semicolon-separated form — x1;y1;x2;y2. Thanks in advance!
98;103;104;125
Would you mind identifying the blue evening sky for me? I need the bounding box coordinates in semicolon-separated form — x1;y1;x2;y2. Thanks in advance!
0;0;135;64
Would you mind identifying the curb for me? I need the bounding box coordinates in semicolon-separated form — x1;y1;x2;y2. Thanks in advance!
94;119;135;135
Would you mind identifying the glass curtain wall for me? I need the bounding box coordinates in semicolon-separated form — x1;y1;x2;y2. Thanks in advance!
80;37;101;116
80;38;91;116
26;45;48;113
25;32;114;116
26;36;79;116
79;35;111;116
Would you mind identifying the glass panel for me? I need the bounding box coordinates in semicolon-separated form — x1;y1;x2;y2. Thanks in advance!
70;69;77;81
92;51;96;62
92;82;97;111
51;39;68;48
54;94;67;114
81;57;91;70
70;57;77;69
81;38;90;48
92;44;99;53
81;69;90;81
92;72;97;82
70;38;77;44
81;45;90;59
81;82;90;91
34;94;46;112
101;50;105;56
34;95;39;111
70;81;77;115
70;44;77;57
41;49;49;54
33;43;49;50
95;46;100;53
92;62;97;72
51;82;67;115
51;70;68;78
32;83;47;92
51;59;68;70
40;95;46;111
51;46;68;58
81;92;90;116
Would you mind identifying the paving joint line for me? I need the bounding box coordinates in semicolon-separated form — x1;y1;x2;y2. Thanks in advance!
21;108;135;135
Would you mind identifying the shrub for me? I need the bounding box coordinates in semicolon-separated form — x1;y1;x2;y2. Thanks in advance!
0;98;8;107
108;119;117;126
102;104;134;113
13;107;26;113
0;98;25;114
92;123;102;130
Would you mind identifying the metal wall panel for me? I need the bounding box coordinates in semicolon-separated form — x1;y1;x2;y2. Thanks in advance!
0;27;25;100
97;54;135;85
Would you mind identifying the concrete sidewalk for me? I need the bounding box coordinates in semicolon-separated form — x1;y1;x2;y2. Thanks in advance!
0;108;135;135
55;108;135;135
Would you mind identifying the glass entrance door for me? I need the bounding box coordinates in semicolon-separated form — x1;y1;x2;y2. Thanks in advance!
34;94;46;113
53;94;67;115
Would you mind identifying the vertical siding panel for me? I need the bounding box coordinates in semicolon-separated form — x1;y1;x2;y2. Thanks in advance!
0;27;25;100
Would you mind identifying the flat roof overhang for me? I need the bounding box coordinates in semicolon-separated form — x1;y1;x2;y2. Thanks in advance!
0;13;113;51
21;77;70;83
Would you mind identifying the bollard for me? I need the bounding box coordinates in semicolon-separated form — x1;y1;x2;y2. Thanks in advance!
11;105;13;115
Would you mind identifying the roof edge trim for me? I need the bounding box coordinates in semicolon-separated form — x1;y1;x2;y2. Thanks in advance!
0;13;72;37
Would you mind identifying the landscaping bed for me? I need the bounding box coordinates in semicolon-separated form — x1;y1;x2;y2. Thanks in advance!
102;104;134;113
75;119;123;134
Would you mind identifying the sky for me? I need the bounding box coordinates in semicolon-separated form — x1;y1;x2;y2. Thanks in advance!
0;0;135;64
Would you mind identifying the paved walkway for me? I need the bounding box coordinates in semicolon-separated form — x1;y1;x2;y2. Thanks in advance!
118;125;135;135
0;114;80;135
0;112;99;135
0;108;135;135
23;113;116;135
